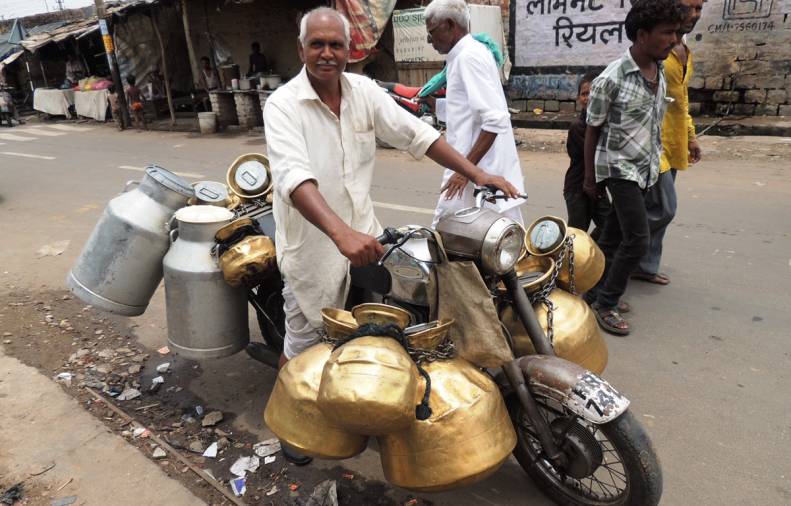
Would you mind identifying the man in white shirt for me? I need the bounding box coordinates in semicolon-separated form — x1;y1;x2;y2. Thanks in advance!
424;0;525;228
263;7;518;368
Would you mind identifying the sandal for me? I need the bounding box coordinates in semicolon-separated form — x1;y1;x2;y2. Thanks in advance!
593;304;630;336
631;271;670;285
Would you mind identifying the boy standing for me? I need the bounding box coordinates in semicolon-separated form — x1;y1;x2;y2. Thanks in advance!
107;84;123;131
583;0;685;335
564;70;610;239
125;75;146;130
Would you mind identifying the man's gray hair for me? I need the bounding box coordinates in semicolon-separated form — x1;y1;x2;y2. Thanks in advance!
298;7;351;49
424;0;470;30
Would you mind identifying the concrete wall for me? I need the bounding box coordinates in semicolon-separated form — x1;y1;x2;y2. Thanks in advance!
508;0;791;116
687;0;791;116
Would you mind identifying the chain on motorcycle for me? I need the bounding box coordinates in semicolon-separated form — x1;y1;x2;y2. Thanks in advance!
526;243;565;347
565;235;577;295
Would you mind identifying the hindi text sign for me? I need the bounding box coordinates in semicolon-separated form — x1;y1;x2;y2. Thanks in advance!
514;0;632;67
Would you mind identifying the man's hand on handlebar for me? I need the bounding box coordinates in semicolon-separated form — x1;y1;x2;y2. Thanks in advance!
473;174;520;200
334;228;385;267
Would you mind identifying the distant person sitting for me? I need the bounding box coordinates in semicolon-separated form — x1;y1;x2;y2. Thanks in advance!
125;75;146;131
200;56;219;91
247;42;270;76
564;70;610;240
64;54;86;88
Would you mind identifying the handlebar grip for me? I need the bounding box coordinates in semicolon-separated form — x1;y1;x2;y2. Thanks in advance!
376;227;402;245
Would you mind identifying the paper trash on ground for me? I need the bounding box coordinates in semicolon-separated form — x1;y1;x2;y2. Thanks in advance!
230;456;259;477
253;438;281;458
230;477;246;497
202;442;218;458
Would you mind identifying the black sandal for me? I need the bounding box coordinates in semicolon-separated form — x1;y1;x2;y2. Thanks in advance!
593;305;630;336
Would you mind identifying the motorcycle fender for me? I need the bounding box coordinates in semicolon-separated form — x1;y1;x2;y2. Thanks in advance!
518;355;630;424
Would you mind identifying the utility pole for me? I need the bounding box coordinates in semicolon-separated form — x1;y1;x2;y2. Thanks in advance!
94;0;130;128
55;0;65;10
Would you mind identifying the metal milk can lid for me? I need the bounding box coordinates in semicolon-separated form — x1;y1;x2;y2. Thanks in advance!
530;219;563;253
145;165;195;197
234;160;269;193
193;181;229;204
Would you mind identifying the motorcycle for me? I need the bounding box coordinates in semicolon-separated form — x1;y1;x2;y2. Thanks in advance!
244;186;662;506
375;79;445;129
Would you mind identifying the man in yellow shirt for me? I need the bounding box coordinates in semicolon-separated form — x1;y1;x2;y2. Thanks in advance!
632;0;703;285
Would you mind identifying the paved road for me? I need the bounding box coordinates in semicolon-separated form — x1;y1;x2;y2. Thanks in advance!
1;121;790;505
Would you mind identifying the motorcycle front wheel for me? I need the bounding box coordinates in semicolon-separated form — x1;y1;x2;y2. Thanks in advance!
508;394;662;506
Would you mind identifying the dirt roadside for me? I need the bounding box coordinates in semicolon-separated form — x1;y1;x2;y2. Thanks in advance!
0;288;428;506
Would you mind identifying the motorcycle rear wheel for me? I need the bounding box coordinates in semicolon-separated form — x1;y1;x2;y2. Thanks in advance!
508;393;662;506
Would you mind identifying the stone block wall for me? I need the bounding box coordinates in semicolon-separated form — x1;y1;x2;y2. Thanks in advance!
507;0;791;117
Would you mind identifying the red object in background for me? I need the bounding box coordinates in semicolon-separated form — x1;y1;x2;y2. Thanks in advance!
335;0;398;63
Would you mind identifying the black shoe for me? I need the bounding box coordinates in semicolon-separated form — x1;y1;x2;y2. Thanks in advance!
281;443;312;466
245;342;279;368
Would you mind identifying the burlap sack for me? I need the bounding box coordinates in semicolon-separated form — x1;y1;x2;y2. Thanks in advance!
429;233;514;368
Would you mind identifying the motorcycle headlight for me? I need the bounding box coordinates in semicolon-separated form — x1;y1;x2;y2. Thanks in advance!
481;218;525;275
436;207;526;275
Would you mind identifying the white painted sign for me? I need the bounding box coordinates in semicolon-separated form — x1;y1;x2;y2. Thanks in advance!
514;0;632;67
393;8;443;63
393;6;509;65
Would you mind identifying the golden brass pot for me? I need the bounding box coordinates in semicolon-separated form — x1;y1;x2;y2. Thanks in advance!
321;308;359;339
557;227;605;294
352;303;411;329
525;215;567;256
263;343;368;459
218;235;278;288
406;319;455;350
501;289;608;374
497;255;556;295
318;337;419;435
378;358;516;492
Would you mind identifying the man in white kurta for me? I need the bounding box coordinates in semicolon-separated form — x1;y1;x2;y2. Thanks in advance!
265;69;439;358
264;7;518;362
425;0;525;228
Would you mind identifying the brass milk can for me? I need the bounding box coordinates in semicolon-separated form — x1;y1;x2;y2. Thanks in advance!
318;304;418;435
378;321;516;492
502;288;608;374
263;343;368;459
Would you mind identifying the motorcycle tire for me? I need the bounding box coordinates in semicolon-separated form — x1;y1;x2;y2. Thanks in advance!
508;393;662;506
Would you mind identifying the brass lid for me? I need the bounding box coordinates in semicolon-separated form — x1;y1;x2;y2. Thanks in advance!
515;255;556;294
406;319;454;350
525;216;567;257
351;304;411;329
321;308;359;339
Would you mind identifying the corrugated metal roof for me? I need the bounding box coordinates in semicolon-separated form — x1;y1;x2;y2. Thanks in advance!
19;1;161;52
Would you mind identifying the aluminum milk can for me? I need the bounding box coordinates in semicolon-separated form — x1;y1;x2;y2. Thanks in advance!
163;206;249;359
67;166;194;316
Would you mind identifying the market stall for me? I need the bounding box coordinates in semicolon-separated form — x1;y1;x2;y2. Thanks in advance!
74;88;110;121
33;88;74;117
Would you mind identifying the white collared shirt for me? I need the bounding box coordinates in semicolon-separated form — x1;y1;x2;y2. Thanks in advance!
433;34;525;226
263;67;440;328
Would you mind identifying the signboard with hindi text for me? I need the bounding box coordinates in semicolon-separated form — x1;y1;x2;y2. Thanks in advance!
513;0;632;68
393;6;509;65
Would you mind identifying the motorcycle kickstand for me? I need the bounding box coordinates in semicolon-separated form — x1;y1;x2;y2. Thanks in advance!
245;290;282;369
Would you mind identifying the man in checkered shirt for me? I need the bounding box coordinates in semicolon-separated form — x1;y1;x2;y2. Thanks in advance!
582;0;686;336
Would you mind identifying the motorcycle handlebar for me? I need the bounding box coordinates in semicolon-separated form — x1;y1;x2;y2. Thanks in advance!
376;227;403;245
